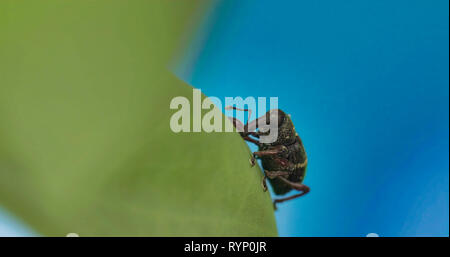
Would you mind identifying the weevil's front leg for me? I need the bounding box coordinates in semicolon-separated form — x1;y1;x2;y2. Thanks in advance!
226;116;263;147
272;176;310;209
242;136;261;147
247;130;270;138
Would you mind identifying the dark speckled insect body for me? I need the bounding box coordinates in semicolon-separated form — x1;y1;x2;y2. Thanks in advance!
226;107;309;209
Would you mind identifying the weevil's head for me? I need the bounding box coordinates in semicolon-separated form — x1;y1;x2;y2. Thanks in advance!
259;109;297;145
276;110;297;146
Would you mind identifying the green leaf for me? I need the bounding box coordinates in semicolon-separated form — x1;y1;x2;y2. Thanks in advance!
0;0;277;236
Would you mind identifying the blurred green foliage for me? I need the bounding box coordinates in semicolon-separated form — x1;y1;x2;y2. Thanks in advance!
0;1;277;236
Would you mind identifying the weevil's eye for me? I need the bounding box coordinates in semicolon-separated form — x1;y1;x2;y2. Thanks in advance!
275;109;285;126
266;109;285;127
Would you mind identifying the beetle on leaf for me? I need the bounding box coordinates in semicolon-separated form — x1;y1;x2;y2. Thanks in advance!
225;106;309;210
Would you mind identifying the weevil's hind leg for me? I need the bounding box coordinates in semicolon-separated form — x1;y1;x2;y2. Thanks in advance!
273;190;309;210
261;170;291;192
268;175;310;210
274;177;309;210
262;170;289;192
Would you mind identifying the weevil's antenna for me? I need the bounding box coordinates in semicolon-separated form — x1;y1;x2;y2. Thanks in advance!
224;106;252;125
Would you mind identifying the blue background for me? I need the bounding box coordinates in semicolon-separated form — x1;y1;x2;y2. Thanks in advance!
0;0;448;237
177;0;449;236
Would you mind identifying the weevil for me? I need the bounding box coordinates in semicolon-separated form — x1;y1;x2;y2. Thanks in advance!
225;106;309;209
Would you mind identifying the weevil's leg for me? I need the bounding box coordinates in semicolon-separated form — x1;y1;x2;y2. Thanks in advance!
250;146;286;167
253;149;280;158
276;176;309;192
253;145;287;159
273;191;308;210
226;114;263;165
248;130;271;138
226;116;245;132
243;136;262;147
261;170;290;192
264;170;290;179
272;176;310;209
226;117;261;145
261;174;268;192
